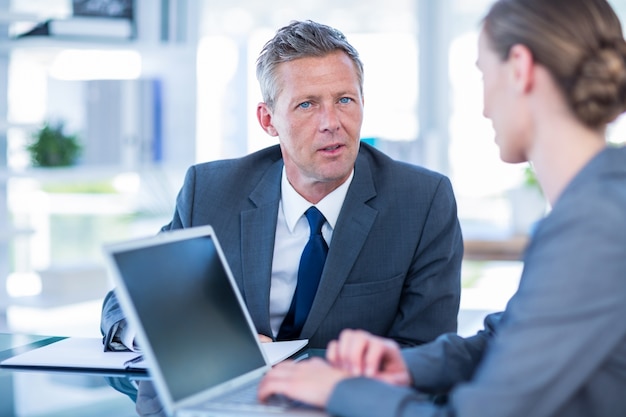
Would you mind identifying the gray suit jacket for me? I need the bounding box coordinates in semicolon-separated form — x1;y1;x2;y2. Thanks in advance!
328;146;626;416
101;143;463;349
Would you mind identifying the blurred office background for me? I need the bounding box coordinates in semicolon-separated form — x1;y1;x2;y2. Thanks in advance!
3;1;626;415
2;0;626;339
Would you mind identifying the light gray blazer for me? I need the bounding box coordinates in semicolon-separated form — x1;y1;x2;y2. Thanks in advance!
328;146;626;417
101;143;463;349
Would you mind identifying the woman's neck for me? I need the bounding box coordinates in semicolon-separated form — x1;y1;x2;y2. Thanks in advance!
529;121;606;206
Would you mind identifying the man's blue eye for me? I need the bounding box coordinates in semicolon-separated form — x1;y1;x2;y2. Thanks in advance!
299;102;311;109
339;97;352;104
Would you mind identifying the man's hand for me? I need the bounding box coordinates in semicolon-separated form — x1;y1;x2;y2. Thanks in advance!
326;329;411;386
258;358;349;408
258;334;273;343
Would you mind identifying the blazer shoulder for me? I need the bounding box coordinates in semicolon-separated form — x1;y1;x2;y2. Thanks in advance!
188;145;283;182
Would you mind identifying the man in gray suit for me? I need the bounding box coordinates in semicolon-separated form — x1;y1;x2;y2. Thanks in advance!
101;20;463;350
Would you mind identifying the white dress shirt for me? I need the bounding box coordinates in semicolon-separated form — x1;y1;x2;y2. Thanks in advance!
268;167;353;337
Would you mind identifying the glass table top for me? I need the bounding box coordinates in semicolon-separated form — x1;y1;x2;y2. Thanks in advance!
0;333;138;416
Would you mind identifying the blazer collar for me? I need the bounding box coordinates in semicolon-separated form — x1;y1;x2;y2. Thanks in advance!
240;159;283;336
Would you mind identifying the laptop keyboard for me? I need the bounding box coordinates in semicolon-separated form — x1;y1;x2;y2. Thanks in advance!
206;380;296;412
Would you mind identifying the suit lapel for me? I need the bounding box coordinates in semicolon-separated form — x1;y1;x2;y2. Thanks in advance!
301;155;378;338
240;160;283;336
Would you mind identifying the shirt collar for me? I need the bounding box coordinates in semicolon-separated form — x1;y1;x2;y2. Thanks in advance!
281;167;354;233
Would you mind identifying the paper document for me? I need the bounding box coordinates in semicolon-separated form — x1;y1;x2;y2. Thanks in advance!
0;337;308;372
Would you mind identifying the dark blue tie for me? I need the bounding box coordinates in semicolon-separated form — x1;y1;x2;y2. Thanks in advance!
277;207;328;340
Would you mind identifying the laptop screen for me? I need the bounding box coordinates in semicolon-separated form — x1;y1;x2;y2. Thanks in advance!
110;229;267;402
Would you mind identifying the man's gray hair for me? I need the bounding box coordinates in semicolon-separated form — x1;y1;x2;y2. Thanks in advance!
256;20;364;109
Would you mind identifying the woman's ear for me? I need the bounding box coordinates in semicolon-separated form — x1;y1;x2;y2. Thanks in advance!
508;44;535;94
257;103;278;137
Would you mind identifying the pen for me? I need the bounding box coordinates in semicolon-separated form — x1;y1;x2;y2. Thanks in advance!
124;354;144;368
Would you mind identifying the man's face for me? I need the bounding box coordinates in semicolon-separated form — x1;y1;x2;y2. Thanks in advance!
257;51;364;202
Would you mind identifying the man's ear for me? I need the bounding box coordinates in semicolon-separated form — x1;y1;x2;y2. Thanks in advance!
257;103;278;137
508;44;535;93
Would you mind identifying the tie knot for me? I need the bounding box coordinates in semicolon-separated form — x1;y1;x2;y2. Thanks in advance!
305;207;326;236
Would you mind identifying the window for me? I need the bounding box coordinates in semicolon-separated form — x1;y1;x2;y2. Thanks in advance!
194;0;419;161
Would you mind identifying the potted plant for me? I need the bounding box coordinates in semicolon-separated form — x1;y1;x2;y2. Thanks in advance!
27;121;82;167
523;164;541;191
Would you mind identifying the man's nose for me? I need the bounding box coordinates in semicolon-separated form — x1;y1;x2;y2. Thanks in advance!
319;104;341;132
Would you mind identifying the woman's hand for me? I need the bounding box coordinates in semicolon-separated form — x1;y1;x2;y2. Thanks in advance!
258;357;350;408
327;329;411;386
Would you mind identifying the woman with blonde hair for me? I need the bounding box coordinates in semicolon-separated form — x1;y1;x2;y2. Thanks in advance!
258;0;626;415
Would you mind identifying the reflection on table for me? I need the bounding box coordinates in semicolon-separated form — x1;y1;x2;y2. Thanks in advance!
0;333;326;417
0;333;138;417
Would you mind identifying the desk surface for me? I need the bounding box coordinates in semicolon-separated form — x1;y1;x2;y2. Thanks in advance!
0;334;324;417
0;334;63;360
0;333;140;416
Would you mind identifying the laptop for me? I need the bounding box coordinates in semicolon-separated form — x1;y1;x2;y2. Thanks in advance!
103;225;328;416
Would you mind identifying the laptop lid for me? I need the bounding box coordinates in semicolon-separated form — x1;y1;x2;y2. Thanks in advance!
103;225;271;416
